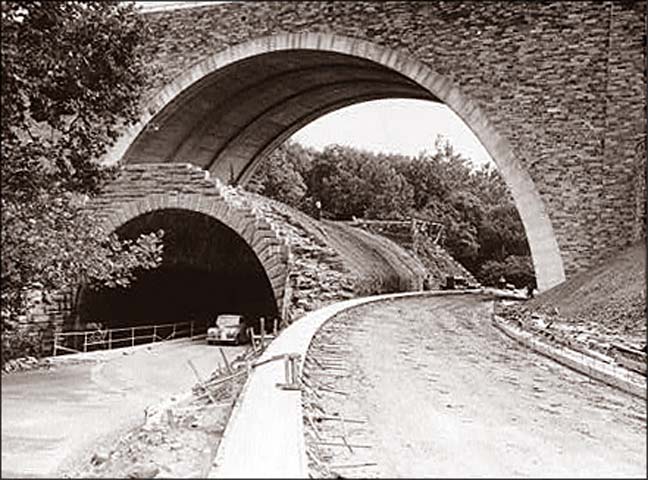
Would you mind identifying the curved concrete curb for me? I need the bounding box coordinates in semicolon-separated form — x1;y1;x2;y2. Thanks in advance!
492;315;646;399
209;289;480;478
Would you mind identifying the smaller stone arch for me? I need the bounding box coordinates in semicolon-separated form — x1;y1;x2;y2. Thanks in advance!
89;164;292;318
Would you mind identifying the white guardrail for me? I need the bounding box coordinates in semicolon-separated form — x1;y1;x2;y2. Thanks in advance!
52;320;204;355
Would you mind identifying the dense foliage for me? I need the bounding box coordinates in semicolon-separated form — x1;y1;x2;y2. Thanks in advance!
1;2;163;359
249;137;536;288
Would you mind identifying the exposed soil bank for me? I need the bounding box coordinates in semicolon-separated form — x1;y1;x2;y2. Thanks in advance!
500;241;646;352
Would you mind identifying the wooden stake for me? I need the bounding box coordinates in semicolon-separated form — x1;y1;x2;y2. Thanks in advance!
166;408;176;429
318;385;349;396
187;359;217;404
219;347;232;374
340;415;352;453
311;441;372;449
305;414;323;440
330;462;378;469
202;368;246;387
248;328;257;353
315;416;366;424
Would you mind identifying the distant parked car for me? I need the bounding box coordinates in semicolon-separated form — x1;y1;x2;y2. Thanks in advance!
206;314;249;345
442;276;471;290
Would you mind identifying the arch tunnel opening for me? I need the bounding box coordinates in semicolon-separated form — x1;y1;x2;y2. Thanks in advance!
79;208;279;332
105;33;566;291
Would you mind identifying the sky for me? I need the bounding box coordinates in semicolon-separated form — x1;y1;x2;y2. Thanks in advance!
291;99;494;168
134;2;494;169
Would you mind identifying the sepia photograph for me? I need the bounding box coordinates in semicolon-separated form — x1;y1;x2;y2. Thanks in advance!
1;1;646;478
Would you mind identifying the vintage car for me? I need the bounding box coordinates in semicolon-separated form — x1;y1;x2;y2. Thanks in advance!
206;314;249;345
441;275;480;290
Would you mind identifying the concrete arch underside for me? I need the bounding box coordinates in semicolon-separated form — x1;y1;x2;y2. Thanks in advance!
104;33;565;291
88;164;291;320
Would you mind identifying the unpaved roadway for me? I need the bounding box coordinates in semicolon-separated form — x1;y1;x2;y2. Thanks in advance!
1;338;243;478
306;295;646;478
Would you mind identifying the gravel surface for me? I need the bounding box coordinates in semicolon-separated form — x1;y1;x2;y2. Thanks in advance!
303;295;646;478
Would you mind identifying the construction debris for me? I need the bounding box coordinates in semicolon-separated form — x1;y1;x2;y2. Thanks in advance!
71;346;261;478
301;314;380;479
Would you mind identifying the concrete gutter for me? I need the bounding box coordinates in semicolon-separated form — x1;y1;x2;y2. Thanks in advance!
492;315;646;399
209;289;479;478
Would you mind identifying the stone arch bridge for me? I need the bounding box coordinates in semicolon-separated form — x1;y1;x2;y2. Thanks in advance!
60;1;645;334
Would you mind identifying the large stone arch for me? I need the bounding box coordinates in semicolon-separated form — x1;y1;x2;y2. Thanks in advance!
89;164;292;318
103;32;565;291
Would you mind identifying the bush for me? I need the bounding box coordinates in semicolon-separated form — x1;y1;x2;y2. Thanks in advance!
1;323;48;364
478;255;536;289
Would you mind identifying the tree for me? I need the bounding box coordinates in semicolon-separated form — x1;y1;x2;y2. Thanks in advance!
247;141;311;208
478;255;536;289
306;145;371;219
1;2;163;358
361;154;413;219
246;132;535;288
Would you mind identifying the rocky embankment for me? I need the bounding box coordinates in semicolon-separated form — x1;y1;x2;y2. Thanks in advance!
240;191;458;322
497;241;646;373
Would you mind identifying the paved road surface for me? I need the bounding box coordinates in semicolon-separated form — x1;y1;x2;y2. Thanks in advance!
312;295;646;477
1;339;243;478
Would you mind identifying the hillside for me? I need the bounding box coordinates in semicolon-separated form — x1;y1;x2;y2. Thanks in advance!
238;189;472;321
411;236;477;288
498;241;646;352
321;220;426;294
337;219;477;288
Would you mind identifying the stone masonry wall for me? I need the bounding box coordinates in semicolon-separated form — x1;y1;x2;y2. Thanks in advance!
88;163;293;319
138;1;647;278
11;288;75;357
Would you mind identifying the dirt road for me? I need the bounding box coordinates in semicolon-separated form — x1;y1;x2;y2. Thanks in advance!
1;339;243;478
304;295;646;477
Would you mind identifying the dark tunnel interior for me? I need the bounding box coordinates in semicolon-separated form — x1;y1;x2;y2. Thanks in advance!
79;208;279;330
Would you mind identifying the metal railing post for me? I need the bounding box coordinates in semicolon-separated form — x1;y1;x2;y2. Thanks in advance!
131;327;135;347
53;334;58;356
172;323;176;339
83;332;88;353
260;317;265;350
108;330;112;350
153;325;157;343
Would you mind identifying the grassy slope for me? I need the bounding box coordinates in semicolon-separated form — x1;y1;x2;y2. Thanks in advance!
528;241;646;335
321;220;426;294
247;192;427;294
